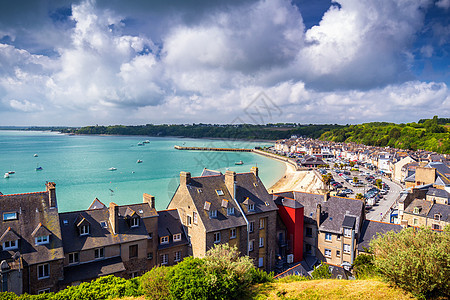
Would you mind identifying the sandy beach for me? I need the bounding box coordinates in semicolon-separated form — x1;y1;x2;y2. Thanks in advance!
268;162;324;194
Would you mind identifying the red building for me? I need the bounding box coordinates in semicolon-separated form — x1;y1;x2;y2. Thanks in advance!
274;195;304;263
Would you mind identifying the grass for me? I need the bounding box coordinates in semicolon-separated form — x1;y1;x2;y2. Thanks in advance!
252;278;414;300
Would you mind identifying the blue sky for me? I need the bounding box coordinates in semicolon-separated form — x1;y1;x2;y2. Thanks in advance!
0;0;448;126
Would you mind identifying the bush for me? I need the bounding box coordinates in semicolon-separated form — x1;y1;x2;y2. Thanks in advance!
352;253;378;279
371;226;450;299
168;257;210;300
141;266;171;300
249;267;274;284
311;263;331;280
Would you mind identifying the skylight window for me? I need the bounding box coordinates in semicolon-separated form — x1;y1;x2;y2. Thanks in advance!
3;212;17;221
100;221;108;228
216;190;224;196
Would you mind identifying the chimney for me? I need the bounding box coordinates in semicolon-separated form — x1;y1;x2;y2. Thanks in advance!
251;166;259;177
180;172;191;186
316;204;321;226
323;192;330;202
46;182;57;208
225;170;236;199
109;202;119;234
143;193;155;209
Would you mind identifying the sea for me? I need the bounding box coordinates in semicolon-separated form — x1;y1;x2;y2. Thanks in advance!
0;130;286;212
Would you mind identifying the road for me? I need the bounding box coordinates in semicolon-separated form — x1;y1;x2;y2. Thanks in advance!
328;168;404;222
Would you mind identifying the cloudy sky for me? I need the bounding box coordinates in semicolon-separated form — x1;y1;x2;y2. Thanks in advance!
0;0;449;126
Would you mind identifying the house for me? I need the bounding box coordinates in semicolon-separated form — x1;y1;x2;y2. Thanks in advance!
0;182;64;294
357;220;402;254
167;167;279;271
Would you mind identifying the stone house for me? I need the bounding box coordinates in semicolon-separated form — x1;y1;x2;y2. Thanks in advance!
167;167;279;271
0;182;64;295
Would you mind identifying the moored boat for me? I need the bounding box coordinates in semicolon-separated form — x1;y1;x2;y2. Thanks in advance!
137;160;143;163
109;167;117;171
235;160;244;165
33;154;38;157
4;172;9;178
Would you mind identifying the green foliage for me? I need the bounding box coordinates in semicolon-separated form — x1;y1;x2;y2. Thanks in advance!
321;173;333;188
277;275;310;283
249;267;274;284
371;226;450;299
355;193;364;200
375;179;382;189
141;266;171;300
168;257;211;300
352;254;378;279
311;264;331;280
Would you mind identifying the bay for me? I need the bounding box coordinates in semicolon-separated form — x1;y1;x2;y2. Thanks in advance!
0;130;285;212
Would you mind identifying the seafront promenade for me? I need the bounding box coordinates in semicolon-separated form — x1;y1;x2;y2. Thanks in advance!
174;145;252;152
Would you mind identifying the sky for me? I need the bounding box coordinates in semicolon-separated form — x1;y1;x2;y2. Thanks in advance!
0;0;449;126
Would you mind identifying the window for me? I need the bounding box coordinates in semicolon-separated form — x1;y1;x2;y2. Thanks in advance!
324;248;332;257
148;232;153;239
343;244;351;254
325;233;332;241
336;250;341;257
258;257;264;268
131;218;139;227
173;233;182;242
227;207;235;216
344;228;352;237
129;244;138;258
100;221;108;228
249;221;254;233
259;237;264;248
306;227;312;237
413;218;418;226
216;189;224;196
413;207;420;214
80;225;89;236
38;264;49;279
131;272;139;278
187;215;192;226
432;224;441;230
3;240;18;250
337;235;341;241
161;254;168;265
248;204;255;211
249;240;254;252
161;236;169;244
174;251;181;262
214;232;221;243
3;212;17;221
38;289;50;294
94;248;104;259
147;252;153;260
193;211;198;224
434;214;441;221
305;244;312;254
230;228;236;239
209;210;217;218
69;252;79;264
35;235;49;245
259;218;265;229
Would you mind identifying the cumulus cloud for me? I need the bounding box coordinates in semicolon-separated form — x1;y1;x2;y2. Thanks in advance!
436;0;450;9
0;0;448;126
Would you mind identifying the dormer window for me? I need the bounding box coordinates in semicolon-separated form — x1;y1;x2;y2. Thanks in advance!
35;235;49;245
130;217;139;228
227;207;235;216
248;204;255;211
216;190;224;196
161;236;169;244
3;212;17;221
173;233;182;242
434;214;441;221
209;210;217;218
80;225;90;236
3;240;18;250
413;207;420;214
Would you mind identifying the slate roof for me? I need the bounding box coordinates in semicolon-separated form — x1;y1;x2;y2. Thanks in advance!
0;189;65;265
358;220;402;251
59;203;156;253
273;196;304;209
427;187;449;199
62;256;125;284
404;199;433;216
200;168;223;177
427;203;450;223
157;209;189;250
290;192;324;224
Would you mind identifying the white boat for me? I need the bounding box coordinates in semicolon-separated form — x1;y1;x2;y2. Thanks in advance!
137;160;143;163
143;140;150;144
235;160;244;165
137;142;144;146
33;154;38;157
108;167;117;171
4;172;9;178
8;171;15;174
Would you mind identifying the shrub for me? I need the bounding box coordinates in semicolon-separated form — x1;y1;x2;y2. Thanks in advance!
249;267;274;284
311;263;331;280
141;266;171;300
371;226;450;299
168;257;210;300
352;253;378;279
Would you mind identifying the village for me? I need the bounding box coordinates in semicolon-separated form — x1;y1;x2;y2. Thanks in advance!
1;136;449;295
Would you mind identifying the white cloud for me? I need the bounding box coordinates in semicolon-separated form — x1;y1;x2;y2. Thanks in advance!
436;0;450;9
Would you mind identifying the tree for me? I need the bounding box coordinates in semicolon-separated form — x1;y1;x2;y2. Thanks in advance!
375;179;382;189
353;177;359;183
321;173;333;190
311;263;331;279
355;193;364;200
371;226;450;299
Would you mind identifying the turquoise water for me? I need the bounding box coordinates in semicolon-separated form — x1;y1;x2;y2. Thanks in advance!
0;131;285;212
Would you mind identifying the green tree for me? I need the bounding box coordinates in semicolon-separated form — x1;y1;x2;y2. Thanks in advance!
355;193;364;200
322;173;333;190
141;266;171;300
311;263;332;279
353;177;359;183
371;226;450;299
375;179;382;189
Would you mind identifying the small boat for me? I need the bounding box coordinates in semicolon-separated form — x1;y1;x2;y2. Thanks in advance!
36;166;43;171
137;160;143;163
33;154;38;157
4;172;10;178
235;160;244;165
108;167;117;171
143;140;150;144
8;171;15;174
137;142;144;146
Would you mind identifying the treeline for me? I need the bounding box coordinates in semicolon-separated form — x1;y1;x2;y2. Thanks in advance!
63;123;340;140
320;116;450;153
